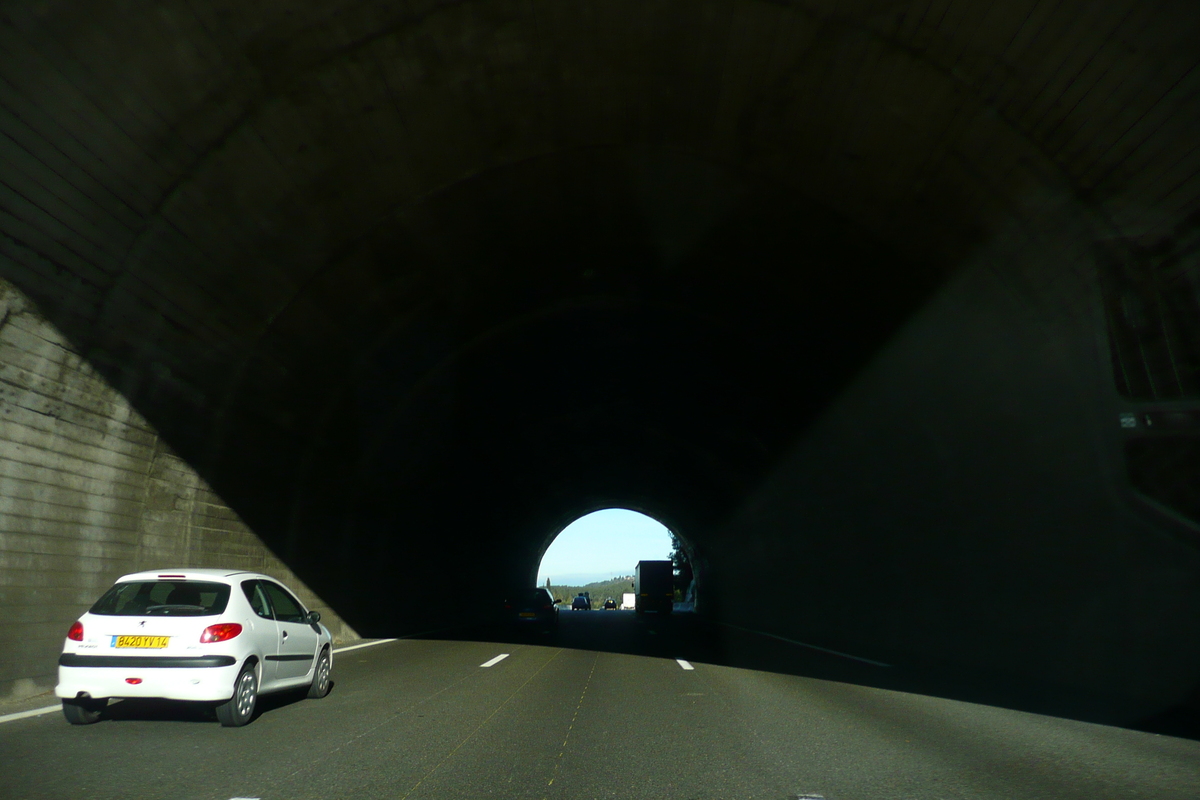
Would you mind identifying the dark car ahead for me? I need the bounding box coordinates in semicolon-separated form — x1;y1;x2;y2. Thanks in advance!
571;594;591;611
603;597;617;610
504;588;558;632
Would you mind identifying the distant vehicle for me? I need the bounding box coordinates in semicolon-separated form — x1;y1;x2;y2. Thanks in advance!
503;588;558;632
634;560;674;614
603;597;617;610
56;569;334;727
571;594;591;610
621;592;636;610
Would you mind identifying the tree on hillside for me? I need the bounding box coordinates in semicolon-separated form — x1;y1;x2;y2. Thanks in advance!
669;532;693;598
547;576;634;606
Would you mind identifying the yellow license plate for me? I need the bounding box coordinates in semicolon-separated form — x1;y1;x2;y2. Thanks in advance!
113;635;169;649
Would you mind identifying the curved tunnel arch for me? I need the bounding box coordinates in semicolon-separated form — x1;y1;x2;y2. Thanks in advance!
532;503;703;612
0;0;1198;724
532;505;688;578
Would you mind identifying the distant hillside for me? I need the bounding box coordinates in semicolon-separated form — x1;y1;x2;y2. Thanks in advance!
537;571;620;585
547;576;634;604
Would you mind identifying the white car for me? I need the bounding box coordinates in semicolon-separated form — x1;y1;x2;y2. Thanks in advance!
56;568;334;727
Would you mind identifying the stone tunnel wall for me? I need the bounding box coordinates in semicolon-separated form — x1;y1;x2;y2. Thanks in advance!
701;224;1200;725
0;279;357;704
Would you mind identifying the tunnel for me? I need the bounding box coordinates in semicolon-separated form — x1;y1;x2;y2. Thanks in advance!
2;0;1199;734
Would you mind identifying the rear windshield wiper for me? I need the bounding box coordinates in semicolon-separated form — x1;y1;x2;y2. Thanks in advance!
145;604;208;615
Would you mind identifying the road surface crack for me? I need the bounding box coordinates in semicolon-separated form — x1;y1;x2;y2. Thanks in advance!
544;651;599;795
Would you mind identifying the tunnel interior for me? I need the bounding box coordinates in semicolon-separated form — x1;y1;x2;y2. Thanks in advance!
55;144;954;634
2;0;1200;730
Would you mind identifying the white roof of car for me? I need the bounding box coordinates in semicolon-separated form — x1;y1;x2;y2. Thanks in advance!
114;568;269;583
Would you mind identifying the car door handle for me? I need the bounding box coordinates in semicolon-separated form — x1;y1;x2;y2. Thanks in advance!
281;631;288;642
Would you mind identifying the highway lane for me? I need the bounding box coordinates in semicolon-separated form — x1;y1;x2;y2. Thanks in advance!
2;611;1198;799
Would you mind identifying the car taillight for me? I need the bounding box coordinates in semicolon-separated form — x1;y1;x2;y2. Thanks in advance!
200;623;242;643
67;621;83;641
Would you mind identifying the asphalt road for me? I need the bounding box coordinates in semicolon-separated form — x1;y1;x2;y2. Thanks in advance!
2;610;1198;800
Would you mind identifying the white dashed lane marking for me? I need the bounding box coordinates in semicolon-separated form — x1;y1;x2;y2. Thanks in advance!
676;659;694;670
480;654;510;668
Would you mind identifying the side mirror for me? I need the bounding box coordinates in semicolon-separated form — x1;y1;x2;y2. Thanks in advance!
553;599;561;604
307;610;321;624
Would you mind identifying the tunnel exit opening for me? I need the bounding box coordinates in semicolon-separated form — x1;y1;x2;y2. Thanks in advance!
536;508;696;611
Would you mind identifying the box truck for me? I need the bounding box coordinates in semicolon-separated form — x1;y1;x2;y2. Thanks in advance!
634;560;674;614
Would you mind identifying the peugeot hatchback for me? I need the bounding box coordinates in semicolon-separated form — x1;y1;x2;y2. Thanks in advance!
56;569;334;727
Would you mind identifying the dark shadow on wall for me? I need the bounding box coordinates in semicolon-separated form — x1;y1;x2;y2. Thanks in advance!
1;147;956;640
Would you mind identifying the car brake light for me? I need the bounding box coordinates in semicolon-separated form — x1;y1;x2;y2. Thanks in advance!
67;621;83;641
125;678;142;685
200;623;242;643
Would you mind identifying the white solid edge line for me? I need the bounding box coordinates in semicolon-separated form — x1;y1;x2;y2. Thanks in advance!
0;705;60;724
480;653;510;668
333;638;399;654
0;638;401;726
676;659;695;671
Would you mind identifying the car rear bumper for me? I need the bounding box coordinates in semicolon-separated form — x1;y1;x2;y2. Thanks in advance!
55;658;243;702
59;653;237;668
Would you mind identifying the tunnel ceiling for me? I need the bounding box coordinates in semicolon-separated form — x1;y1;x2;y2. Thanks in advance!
3;1;1199;627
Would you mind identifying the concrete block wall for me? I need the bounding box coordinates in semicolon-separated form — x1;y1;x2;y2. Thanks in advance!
0;279;357;704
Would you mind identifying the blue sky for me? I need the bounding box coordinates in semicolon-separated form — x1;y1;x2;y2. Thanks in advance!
536;508;674;586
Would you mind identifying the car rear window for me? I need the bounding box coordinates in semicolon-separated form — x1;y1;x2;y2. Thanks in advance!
509;589;550;605
89;581;231;617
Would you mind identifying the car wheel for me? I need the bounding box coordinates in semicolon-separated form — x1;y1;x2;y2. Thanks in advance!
62;697;104;725
306;646;332;699
215;661;258;727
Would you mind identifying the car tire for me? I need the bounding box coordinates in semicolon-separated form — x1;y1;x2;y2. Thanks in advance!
62;697;104;725
215;661;258;727
306;646;332;699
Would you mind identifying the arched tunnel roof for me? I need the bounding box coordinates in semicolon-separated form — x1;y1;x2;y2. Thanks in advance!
2;0;1200;713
